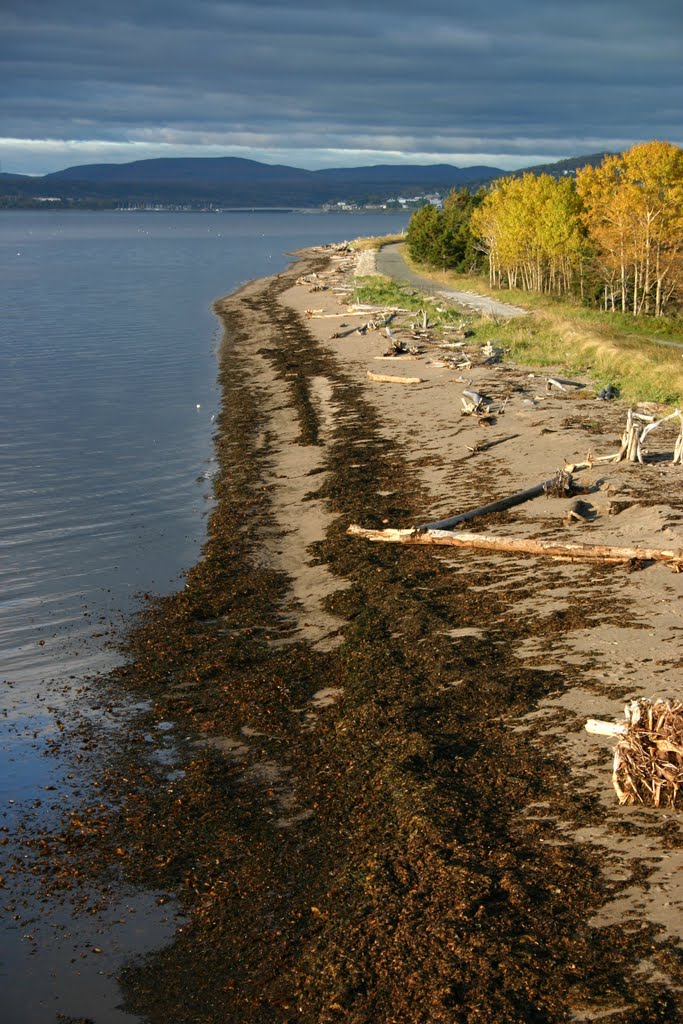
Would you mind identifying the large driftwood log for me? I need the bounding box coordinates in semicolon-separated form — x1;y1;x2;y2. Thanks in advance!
346;524;683;566
418;470;573;530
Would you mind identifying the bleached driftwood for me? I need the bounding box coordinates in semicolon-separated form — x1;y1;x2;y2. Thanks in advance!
481;342;503;363
411;308;430;331
585;719;628;737
349;304;411;314
332;318;386;339
639;408;683;464
462;389;489;414
346;524;683;567
306;311;361;319
600;408;683;464
366;371;424;385
567;408;683;468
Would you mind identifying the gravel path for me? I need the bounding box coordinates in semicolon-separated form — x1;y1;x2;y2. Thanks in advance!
376;242;528;318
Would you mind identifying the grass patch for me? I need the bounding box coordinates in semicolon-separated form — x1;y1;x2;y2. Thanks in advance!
351;232;407;252
352;275;467;328
398;247;683;405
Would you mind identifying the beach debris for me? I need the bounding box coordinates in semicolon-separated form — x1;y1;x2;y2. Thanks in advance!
585;719;628;737
442;325;474;340
566;408;683;468
461;389;491;415
366;371;424;385
383;327;415;357
607;498;637;516
544;468;574;498
481;341;503;363
602;408;683;464
547;377;584;393
410;308;430;332
563;499;594;525
586;700;683;808
346;523;683;568
597;384;619;401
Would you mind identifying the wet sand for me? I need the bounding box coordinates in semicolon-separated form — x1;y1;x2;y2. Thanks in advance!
16;245;683;1021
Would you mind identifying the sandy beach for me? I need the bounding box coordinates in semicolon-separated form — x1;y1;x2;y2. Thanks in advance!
32;243;682;1022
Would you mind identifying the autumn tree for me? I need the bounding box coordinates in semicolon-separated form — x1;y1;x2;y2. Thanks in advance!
470;173;585;295
576;141;683;316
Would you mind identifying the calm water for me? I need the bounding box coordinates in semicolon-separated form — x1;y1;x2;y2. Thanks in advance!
0;209;409;1022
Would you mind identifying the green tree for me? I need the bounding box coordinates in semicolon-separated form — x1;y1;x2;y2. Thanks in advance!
406;189;485;272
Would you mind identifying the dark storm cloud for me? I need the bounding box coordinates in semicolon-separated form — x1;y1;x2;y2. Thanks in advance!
2;0;681;173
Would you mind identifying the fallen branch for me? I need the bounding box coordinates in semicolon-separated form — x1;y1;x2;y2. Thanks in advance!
346;524;683;566
462;434;521;459
418;469;573;530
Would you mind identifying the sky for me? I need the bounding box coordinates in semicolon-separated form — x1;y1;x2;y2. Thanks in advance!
2;0;682;176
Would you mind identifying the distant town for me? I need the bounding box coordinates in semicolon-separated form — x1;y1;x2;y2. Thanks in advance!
10;192;446;213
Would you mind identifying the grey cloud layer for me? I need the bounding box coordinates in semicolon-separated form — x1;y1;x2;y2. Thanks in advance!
3;0;682;167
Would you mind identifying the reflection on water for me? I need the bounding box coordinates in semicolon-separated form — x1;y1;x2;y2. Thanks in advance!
0;209;408;1021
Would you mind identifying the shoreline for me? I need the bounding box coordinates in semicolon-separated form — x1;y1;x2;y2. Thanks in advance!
28;245;683;1020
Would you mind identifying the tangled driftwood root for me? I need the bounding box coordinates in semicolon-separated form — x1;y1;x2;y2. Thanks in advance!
605;408;683;464
611;700;683;808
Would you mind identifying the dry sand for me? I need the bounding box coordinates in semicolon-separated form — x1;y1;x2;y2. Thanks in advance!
276;244;683;941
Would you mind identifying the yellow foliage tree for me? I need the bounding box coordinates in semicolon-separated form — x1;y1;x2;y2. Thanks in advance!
576;141;683;316
471;173;584;295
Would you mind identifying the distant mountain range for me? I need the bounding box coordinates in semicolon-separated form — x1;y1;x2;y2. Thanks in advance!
0;153;611;209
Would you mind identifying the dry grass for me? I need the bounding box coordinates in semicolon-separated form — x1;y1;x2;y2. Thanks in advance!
613;700;683;808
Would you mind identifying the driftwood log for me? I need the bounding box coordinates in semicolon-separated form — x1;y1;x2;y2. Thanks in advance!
346;524;683;567
367;371;424;385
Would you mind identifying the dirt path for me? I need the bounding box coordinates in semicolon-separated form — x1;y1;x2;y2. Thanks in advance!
376;241;528;318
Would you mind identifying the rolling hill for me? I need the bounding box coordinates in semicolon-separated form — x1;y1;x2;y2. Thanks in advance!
0;153;612;209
